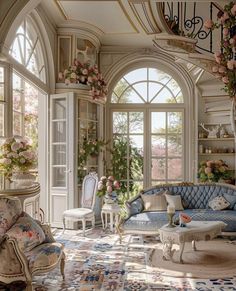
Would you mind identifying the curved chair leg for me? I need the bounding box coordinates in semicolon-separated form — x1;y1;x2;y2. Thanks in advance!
82;218;86;236
63;217;66;233
92;216;95;229
26;280;33;291
60;252;66;280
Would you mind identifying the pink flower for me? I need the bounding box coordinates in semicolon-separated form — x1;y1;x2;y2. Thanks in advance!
98;182;104;190
214;51;221;58
205;167;212;174
106;181;112;187
219;66;226;74
108;176;114;181
206;161;213;167
212;66;218;73
101;176;107;181
222;76;229;84
113;180;120;189
204;19;214;29
223;28;229;36
65;79;70;85
227;60;234;70
58;72;63;80
11;142;22;152
231;4;236;16
82;69;88;75
229;38;235;45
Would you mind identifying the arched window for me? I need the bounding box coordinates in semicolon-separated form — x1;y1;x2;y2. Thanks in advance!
9;16;46;83
109;67;185;194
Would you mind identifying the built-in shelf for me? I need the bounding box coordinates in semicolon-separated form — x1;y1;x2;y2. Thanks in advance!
198;138;234;141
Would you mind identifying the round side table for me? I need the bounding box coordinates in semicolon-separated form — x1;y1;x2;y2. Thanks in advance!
101;203;120;233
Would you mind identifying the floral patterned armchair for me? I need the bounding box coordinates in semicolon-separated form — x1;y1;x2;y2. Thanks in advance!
0;196;65;291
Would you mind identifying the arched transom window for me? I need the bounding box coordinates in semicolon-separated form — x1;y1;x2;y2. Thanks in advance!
109;67;185;196
9;16;46;83
111;68;183;104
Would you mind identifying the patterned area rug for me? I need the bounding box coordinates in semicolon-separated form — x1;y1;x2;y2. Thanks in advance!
1;228;236;290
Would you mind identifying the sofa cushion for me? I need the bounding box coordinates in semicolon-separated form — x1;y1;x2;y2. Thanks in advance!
223;193;236;209
141;190;167;211
126;197;144;216
26;242;63;273
208;196;230;211
165;194;184;210
0;198;22;239
6;212;45;252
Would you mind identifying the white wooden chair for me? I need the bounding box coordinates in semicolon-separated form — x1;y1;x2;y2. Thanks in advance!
62;172;98;236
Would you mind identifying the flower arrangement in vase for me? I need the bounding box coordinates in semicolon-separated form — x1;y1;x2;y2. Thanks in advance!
204;1;236;99
96;176;121;204
59;59;108;101
0;136;37;182
198;159;231;182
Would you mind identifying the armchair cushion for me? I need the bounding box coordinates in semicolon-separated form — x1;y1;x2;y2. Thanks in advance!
141;190;167;211
126;197;144;216
0;198;22;239
26;242;63;273
6;212;45;252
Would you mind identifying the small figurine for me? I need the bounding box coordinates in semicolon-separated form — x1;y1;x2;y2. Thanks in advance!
200;123;221;138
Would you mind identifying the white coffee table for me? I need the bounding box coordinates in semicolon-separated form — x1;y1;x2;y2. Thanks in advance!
101;203;120;232
159;221;227;263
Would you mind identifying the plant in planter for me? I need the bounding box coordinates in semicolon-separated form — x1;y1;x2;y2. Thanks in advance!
96;175;121;204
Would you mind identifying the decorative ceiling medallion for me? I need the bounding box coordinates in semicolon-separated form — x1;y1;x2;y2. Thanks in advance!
153;34;197;53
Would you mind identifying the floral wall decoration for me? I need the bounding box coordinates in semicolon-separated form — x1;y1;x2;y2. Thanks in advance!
204;1;236;99
59;60;108;101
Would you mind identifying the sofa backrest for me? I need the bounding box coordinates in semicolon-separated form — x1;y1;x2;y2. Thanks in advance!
0;197;22;239
141;183;236;209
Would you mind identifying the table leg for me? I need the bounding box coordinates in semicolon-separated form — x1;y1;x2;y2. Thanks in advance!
162;241;174;261
115;214;119;233
101;212;104;229
105;213;108;229
192;240;197;251
179;242;185;263
110;213;114;232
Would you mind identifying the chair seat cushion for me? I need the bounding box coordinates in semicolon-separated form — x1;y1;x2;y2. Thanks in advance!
26;242;63;273
63;208;94;219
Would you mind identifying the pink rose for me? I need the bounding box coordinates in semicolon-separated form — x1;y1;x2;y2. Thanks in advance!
206;161;213;167
11;142;22;152
113;180;120;189
231;4;236;16
106;181;112;187
223;28;229;36
229;38;235;45
222;76;229;84
82;69;88;75
227;60;234;70
98;183;104;191
204;19;214;29
101;176;107;181
108;176;114;181
219;66;226;74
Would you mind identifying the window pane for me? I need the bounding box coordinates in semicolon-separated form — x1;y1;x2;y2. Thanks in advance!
52;167;66;187
168;158;182;179
132;82;147;102
52;99;66;120
149;68;171;83
78;100;87;119
13;73;23;110
13;111;22;135
0;85;4;101
152;159;166;180
154;87;174;103
168;135;182;156
0;104;4;136
151;112;166;133
149;82;162;101
152;136;166;157
168;112;182;133
129;112;143;133
124;68;147;83
130;135;143;153
121;89;144;103
52;121;66;142
0;67;4;82
113;112;127;134
166;79;182;96
113;79;129;97
52;144;66;165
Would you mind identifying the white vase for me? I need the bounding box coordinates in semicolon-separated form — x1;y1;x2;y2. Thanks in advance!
12;172;36;187
103;191;118;204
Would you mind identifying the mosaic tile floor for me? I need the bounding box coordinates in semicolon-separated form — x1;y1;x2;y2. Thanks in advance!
1;228;236;290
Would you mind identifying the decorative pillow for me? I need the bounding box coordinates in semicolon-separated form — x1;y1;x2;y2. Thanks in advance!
165;194;184;210
0;197;22;238
6;212;45;252
208;196;230;211
223;193;236;210
126;197;144;216
141;190;167;211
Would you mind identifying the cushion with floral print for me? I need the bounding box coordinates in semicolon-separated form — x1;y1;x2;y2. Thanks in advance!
0;197;22;239
208;196;230;211
6;212;45;252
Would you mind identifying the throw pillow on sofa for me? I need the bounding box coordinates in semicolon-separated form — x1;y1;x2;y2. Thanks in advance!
6;212;45;252
126;197;144;216
141;190;167;211
208;196;230;211
165;194;184;210
222;193;236;210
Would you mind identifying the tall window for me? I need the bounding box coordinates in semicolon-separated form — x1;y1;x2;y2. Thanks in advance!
110;67;184;193
9;16;46;83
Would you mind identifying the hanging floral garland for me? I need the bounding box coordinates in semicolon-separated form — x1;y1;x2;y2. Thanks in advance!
204;1;236;99
59;60;108;101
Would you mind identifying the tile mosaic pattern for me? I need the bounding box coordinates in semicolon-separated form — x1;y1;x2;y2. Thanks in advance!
0;228;236;290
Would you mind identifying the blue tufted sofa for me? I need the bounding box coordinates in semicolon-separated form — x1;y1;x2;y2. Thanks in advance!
117;182;236;241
